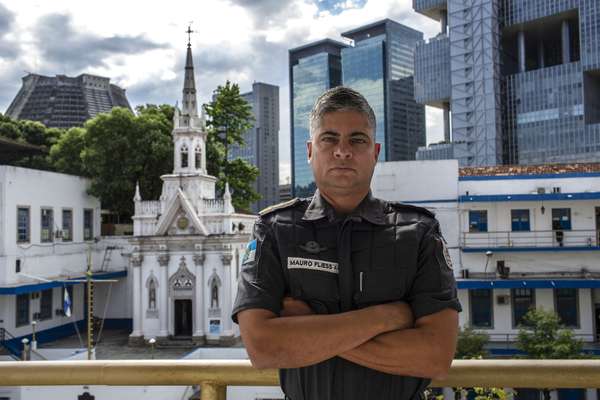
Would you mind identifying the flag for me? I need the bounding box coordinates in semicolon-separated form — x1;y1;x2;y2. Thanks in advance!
63;287;72;317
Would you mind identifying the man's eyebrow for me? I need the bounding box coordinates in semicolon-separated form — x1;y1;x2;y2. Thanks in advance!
318;130;340;136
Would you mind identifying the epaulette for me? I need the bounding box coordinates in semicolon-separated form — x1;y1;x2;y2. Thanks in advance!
259;198;302;217
389;202;436;219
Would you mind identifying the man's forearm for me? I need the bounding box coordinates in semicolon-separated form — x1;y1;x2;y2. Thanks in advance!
338;309;458;379
239;303;412;369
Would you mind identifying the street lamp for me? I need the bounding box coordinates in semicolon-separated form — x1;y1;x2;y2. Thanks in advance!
31;320;37;350
484;250;493;279
21;338;29;361
149;337;156;359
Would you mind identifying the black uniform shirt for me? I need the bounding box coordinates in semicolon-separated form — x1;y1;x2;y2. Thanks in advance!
232;190;462;400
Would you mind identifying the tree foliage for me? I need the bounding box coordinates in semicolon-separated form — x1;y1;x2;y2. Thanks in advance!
80;106;174;216
516;308;584;359
456;326;489;359
203;81;259;212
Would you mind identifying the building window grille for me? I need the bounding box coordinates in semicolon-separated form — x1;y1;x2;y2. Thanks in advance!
555;288;578;328
39;289;53;320
16;293;30;327
41;208;53;243
84;209;94;241
512;288;535;327
470;289;493;328
17;207;30;243
552;208;572;230
511;209;531;231
469;210;488;232
62;209;73;241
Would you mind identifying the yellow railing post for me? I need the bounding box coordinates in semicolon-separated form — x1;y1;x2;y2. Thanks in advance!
201;382;226;400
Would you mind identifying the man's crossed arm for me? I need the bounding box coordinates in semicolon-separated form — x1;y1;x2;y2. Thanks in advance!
237;298;458;380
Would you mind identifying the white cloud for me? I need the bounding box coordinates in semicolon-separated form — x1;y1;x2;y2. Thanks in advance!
0;0;443;179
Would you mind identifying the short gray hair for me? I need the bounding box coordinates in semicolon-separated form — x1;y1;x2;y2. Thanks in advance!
309;86;376;137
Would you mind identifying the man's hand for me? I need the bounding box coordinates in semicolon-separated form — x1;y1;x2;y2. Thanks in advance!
280;297;315;317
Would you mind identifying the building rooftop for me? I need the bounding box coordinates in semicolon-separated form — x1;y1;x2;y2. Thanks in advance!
460;163;600;177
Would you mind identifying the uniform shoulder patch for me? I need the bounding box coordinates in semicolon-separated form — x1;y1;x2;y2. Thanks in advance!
259;198;302;217
389;202;436;219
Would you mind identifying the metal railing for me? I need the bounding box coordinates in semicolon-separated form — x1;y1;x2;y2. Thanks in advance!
1;360;600;400
462;229;600;249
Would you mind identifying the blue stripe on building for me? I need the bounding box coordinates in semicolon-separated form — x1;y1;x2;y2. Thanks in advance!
459;172;600;181
463;246;600;253
457;279;600;289
0;270;127;295
459;192;600;202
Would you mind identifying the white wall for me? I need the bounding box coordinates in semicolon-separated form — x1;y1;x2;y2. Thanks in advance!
0;166;102;286
460;288;595;340
459;176;600;197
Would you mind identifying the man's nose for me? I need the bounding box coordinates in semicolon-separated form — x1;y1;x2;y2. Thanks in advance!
333;141;352;159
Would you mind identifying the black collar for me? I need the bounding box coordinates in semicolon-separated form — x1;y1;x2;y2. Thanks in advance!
301;189;387;225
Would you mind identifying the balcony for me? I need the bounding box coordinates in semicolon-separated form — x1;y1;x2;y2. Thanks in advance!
0;360;600;399
462;229;600;252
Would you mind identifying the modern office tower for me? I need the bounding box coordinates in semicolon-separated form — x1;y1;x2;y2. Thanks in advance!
289;39;346;197
414;0;600;166
228;82;280;213
5;73;132;129
341;19;426;161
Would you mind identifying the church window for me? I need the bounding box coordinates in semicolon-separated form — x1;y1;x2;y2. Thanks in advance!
148;279;157;310
211;282;219;309
181;145;189;168
195;146;202;169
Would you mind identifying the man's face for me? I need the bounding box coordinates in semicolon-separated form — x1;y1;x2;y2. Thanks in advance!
307;110;380;194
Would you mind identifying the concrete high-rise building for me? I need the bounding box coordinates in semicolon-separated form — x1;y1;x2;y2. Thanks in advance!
228;82;280;213
6;73;132;129
414;0;600;166
289;39;346;198
341;19;425;161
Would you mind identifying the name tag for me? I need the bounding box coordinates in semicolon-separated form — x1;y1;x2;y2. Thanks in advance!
287;257;339;274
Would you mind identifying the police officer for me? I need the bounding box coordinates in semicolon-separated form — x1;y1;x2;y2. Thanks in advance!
232;86;461;400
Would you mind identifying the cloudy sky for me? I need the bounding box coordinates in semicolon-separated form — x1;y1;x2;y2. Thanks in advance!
0;0;443;183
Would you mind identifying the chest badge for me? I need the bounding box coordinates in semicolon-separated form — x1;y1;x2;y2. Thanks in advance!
299;241;328;254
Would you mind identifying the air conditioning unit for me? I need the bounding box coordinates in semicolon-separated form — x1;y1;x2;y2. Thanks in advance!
536;187;546;194
497;295;510;305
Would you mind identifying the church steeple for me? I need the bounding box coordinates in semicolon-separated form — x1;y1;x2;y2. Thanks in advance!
182;26;198;117
171;26;206;175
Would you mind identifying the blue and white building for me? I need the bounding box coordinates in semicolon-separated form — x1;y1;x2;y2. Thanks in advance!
0;166;129;358
373;160;600;353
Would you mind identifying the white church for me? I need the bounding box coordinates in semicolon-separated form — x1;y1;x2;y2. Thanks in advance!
129;41;256;346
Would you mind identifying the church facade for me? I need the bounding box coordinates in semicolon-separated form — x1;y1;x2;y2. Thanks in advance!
129;42;255;346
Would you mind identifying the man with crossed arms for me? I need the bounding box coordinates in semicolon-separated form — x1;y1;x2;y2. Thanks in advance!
232;86;461;400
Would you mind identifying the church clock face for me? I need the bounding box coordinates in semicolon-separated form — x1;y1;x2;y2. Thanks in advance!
177;216;189;230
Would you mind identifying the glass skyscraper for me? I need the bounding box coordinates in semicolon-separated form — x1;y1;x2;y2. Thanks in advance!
414;0;600;166
341;19;425;161
289;39;345;198
228;82;280;213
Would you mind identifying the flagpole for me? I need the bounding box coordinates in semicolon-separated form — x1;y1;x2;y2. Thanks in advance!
86;247;94;361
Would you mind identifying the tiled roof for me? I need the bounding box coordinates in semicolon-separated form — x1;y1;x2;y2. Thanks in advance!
460;163;600;177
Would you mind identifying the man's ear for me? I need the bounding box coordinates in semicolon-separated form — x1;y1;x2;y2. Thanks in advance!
374;143;381;161
307;140;313;163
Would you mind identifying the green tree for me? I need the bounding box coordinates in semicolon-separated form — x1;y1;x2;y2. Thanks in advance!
456;326;489;359
517;308;584;359
203;81;259;212
81;107;173;216
516;308;585;400
50;127;88;176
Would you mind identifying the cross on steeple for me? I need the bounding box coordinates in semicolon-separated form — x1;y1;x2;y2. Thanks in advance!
186;23;194;48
